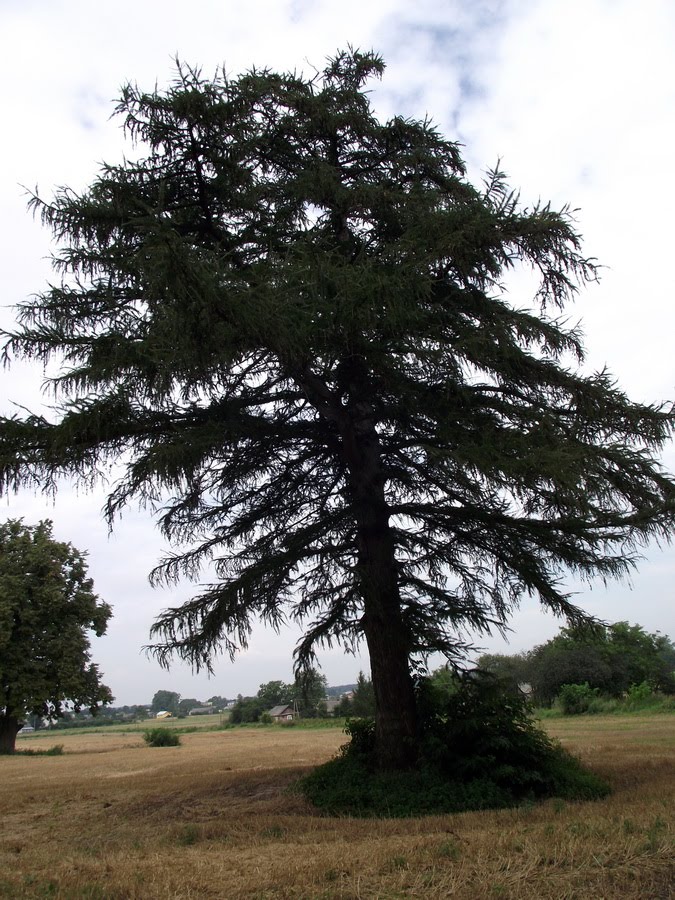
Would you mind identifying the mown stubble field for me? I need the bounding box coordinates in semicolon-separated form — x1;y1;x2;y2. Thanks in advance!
1;716;673;899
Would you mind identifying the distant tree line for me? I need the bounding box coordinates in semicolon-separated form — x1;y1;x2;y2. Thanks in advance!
45;673;378;729
477;622;675;711
230;668;329;723
149;690;231;717
230;669;377;723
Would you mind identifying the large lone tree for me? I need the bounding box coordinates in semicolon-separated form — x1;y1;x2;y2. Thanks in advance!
0;519;112;752
1;50;673;767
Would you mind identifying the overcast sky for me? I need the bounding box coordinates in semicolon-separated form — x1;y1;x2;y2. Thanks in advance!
1;0;674;706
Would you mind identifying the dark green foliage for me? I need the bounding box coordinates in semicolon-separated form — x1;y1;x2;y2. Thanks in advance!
229;696;265;724
257;681;291;709
607;623;675;694
150;691;180;716
541;681;675;716
415;671;603;797
177;697;200;716
529;622;675;705
300;673;609;816
295;668;329;718
557;682;599;715
1;48;675;766
334;671;376;717
654;635;675;673
342;716;376;754
476;653;531;694
0;519;113;754
143;727;180;747
300;753;514;817
239;667;327;719
529;639;611;705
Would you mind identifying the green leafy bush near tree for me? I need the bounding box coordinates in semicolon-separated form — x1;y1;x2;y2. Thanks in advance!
299;672;609;816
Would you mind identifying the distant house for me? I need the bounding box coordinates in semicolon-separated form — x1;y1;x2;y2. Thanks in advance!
155;710;173;719
323;699;341;715
268;704;296;722
188;706;215;716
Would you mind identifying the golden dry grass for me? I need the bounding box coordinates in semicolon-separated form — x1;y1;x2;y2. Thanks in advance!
1;716;673;899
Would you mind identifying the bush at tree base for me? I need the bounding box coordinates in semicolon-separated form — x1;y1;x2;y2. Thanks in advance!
299;673;609;816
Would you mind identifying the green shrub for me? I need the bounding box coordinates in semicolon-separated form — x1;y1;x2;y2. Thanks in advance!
557;683;598;714
299;672;609;817
541;688;675;716
143;727;180;747
343;717;375;755
624;680;654;709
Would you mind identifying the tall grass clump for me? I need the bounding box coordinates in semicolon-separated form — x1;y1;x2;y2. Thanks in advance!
143;728;181;747
300;672;609;817
13;744;64;757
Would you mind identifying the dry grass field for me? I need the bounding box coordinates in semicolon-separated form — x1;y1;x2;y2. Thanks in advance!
1;715;673;899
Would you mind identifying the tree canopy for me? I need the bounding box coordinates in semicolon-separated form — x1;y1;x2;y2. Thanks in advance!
150;690;180;715
0;519;112;752
527;622;675;705
474;652;531;694
335;671;376;717
1;49;674;766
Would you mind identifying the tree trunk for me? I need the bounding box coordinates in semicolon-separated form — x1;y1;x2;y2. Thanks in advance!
362;595;418;769
347;422;418;769
293;364;418;768
0;715;20;754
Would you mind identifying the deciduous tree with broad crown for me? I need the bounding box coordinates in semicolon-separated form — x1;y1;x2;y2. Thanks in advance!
0;519;112;752
1;50;674;767
150;689;180;716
